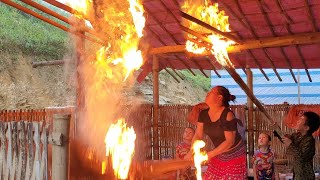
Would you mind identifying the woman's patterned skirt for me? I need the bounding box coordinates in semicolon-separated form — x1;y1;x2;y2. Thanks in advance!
204;140;247;180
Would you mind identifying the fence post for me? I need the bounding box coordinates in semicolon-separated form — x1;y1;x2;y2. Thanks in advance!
51;114;70;180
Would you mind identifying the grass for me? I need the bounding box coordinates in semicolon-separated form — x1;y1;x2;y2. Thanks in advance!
0;2;69;60
180;70;211;91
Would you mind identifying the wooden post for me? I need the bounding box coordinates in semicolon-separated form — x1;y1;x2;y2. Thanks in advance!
152;55;160;160
75;20;86;133
246;67;254;168
52;114;70;180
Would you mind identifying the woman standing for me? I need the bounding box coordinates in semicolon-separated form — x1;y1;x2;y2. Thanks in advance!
186;86;246;179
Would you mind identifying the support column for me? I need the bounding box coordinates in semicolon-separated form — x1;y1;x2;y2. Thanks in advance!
152;55;160;160
246;67;254;168
75;21;86;133
51;114;71;180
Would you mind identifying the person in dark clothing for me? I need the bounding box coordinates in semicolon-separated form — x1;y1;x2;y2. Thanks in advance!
185;86;246;179
282;111;320;180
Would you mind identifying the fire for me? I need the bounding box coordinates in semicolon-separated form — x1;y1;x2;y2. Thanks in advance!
193;140;208;180
91;0;145;81
68;0;146;178
65;0;90;18
182;0;235;66
105;119;136;179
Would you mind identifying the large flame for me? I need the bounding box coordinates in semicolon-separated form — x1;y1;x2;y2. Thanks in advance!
183;0;234;66
68;0;146;178
105;119;136;179
66;0;90;18
193;140;208;180
92;0;145;82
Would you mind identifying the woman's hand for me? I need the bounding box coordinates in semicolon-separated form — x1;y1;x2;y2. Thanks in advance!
282;136;292;147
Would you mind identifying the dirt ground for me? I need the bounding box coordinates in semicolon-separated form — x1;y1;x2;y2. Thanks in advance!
0;52;207;110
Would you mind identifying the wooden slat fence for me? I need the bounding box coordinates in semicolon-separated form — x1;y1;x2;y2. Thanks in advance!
0;110;48;180
2;104;320;179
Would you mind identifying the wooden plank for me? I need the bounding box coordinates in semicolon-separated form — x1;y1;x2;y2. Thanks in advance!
149;31;320;54
40;124;49;180
11;122;18;180
1;0;103;45
0;121;6;179
5;122;12;180
31;123;41;180
25;122;34;180
17;121;27;180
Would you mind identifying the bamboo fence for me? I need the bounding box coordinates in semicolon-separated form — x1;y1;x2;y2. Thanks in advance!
0;110;48;180
1;104;320;179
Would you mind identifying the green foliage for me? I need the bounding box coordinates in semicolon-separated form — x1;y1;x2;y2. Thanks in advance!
0;2;69;60
180;70;211;91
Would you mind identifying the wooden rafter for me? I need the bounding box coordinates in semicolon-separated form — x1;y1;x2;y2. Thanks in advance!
149;31;320;55
233;0;281;81
275;0;292;24
181;11;241;44
190;59;209;78
304;0;318;32
145;26;193;79
159;62;180;83
20;0;106;42
154;2;201;77
165;60;185;80
204;57;221;78
277;2;312;82
144;5;197;76
218;1;267;78
2;0;102;45
256;0;297;82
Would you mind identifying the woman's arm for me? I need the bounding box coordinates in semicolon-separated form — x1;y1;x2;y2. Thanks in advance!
207;131;236;159
191;122;204;143
207;111;236;159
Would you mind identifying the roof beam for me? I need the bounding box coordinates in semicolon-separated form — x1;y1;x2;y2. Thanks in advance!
2;0;102;45
204;57;221;78
304;0;318;32
20;0;106;42
149;31;320;55
276;2;313;82
180;11;241;44
233;0;281;81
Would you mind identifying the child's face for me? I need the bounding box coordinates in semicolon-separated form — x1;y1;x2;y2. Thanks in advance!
295;115;309;132
183;128;195;141
258;133;270;147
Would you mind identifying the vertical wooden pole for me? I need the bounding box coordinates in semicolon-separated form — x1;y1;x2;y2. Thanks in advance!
152;55;160;160
246;67;254;168
52;114;70;180
75;20;86;128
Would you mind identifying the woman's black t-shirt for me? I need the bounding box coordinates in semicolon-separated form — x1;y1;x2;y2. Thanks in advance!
198;108;241;148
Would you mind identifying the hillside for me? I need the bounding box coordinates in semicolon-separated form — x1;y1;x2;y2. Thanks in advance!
0;2;209;109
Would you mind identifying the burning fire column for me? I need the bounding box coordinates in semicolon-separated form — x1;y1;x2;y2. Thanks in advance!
193;140;208;180
104;119;136;179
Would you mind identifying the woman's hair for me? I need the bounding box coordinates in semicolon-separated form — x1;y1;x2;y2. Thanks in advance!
304;111;320;135
215;86;236;107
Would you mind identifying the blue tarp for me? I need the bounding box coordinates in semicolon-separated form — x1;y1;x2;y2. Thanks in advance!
210;69;320;105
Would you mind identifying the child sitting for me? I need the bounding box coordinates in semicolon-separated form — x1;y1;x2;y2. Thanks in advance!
175;127;195;180
253;133;275;180
176;127;195;160
282;111;320;180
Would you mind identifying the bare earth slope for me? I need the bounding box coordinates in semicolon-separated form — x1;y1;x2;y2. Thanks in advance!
0;53;207;109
